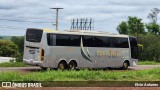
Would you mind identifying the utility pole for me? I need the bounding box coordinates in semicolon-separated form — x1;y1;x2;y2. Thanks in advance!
50;7;63;31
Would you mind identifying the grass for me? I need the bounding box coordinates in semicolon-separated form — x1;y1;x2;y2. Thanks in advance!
0;62;30;67
0;68;160;81
0;61;159;67
138;61;160;65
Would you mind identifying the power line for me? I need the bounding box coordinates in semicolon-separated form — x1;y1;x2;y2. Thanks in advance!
0;14;69;21
0;14;54;21
0;18;53;23
0;25;26;30
0;14;97;22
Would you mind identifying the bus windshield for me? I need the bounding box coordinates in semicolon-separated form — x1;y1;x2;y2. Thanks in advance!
26;28;43;42
129;36;138;59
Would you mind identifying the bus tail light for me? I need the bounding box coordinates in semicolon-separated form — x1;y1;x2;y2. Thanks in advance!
40;48;44;61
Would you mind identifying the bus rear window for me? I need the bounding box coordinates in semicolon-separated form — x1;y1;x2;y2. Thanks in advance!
26;28;43;42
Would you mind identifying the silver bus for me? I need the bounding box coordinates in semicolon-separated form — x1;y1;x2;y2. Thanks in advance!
23;28;139;70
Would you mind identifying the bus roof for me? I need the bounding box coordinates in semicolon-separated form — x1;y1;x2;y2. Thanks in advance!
39;28;129;38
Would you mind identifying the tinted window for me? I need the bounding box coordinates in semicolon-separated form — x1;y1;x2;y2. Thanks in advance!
56;34;80;46
83;36;129;48
83;36;94;47
130;37;138;47
112;37;129;48
129;37;138;59
47;33;129;48
26;28;43;42
47;34;56;46
70;35;81;46
94;36;110;47
56;34;69;46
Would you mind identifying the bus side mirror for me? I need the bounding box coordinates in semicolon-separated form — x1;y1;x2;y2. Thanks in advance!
138;44;143;53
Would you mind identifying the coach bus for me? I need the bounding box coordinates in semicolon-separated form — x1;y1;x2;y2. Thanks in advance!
23;28;140;70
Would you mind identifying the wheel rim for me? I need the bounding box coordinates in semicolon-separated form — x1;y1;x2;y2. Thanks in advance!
69;62;76;70
69;64;73;68
123;62;128;68
59;63;65;69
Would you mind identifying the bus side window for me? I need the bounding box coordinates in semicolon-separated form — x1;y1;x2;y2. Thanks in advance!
47;34;56;46
112;37;129;48
83;36;94;47
94;36;110;47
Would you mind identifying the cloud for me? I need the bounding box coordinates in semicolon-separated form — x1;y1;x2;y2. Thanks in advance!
0;0;160;35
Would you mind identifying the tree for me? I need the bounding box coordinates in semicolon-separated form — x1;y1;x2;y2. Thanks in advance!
11;36;24;54
146;23;160;35
146;8;160;35
138;34;160;61
128;16;145;35
117;21;128;34
147;8;160;23
0;40;19;57
117;16;145;36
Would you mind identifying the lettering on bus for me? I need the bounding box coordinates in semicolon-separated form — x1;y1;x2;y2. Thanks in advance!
95;49;118;58
27;43;39;47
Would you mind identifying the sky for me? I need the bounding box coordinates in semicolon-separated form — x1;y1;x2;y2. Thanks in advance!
0;0;160;36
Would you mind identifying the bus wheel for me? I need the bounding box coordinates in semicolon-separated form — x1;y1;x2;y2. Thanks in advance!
58;61;67;70
122;61;129;70
68;61;77;70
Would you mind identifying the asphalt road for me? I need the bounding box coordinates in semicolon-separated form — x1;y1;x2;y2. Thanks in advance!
0;65;160;72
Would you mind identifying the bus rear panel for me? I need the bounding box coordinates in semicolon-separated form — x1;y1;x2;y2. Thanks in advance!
23;28;44;66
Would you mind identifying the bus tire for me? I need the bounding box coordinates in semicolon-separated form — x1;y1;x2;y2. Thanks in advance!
58;61;67;70
68;61;77;70
122;61;129;70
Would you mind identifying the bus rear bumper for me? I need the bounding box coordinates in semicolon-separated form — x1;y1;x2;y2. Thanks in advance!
23;59;42;66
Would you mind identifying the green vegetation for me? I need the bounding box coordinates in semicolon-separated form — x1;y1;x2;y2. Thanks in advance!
0;60;157;67
0;40;19;57
138;61;160;65
10;36;24;62
0;36;24;62
11;36;24;54
0;68;160;81
0;62;30;67
117;16;145;35
138;34;160;61
117;15;160;62
0;61;158;67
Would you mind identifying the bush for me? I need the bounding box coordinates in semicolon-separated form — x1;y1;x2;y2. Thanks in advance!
138;34;160;61
15;54;23;62
10;36;24;62
11;36;24;54
0;40;19;57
